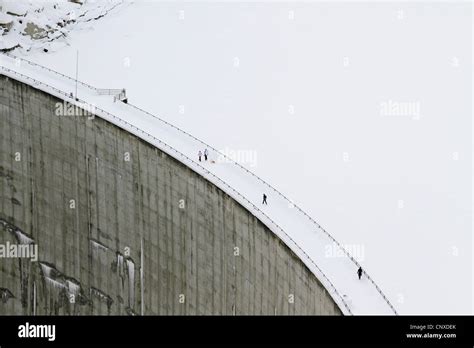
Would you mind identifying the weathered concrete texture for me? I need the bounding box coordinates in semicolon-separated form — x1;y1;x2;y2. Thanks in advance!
0;75;342;315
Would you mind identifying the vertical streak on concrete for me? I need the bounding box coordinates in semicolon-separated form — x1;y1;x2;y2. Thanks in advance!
74;166;80;300
33;281;36;316
94;157;100;239
85;154;92;315
140;237;144;315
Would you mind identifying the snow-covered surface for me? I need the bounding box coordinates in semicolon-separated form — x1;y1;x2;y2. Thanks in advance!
0;52;398;315
1;1;472;314
0;0;121;51
0;12;12;24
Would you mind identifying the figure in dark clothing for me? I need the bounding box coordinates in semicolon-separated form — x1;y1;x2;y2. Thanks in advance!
262;194;267;205
357;266;363;280
198;150;202;162
204;148;209;161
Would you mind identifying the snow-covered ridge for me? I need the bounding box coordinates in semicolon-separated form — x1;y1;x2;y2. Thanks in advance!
0;0;124;52
0;53;397;315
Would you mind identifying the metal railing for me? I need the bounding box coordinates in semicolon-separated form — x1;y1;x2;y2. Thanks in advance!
125;103;399;315
2;54;125;100
1;66;74;100
97;88;124;96
0;58;398;315
2;53;99;92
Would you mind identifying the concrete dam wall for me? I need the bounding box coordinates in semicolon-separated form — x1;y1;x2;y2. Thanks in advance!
0;75;342;315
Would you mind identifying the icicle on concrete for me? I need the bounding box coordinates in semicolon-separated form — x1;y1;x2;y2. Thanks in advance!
14;229;35;245
0;219;35;245
116;252;124;276
126;258;135;309
89;238;109;253
0;288;15;304
66;279;81;296
90;287;113;313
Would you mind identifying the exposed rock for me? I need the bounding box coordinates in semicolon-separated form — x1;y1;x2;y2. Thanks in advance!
0;1;123;53
23;22;48;40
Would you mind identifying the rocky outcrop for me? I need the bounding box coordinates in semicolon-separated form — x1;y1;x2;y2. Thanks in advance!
0;1;123;53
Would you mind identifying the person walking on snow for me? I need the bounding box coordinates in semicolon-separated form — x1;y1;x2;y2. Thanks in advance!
204;148;209;161
357;266;363;280
198;150;202;162
262;193;268;205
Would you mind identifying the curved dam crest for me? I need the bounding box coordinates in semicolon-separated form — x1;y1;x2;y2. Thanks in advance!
0;75;342;315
